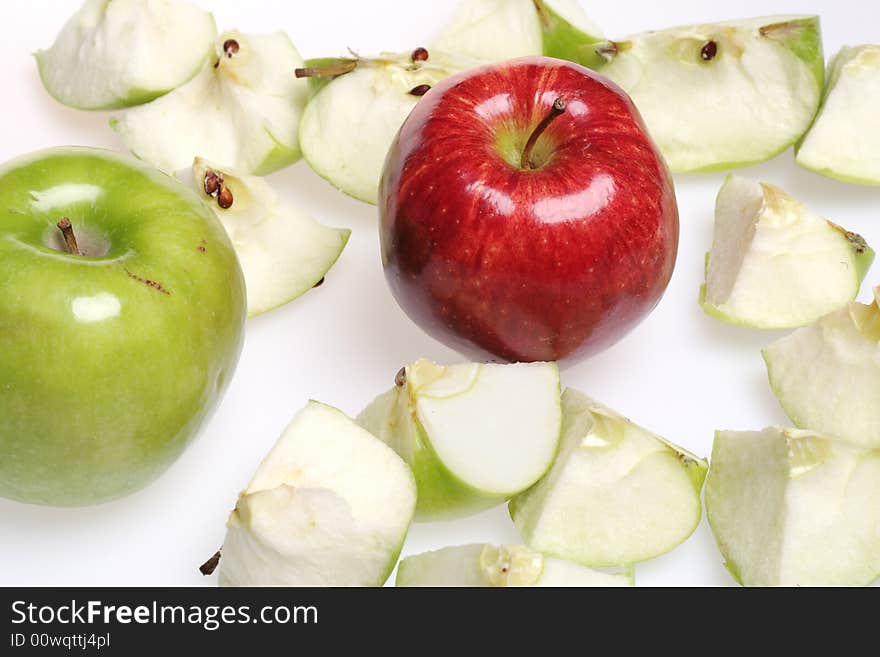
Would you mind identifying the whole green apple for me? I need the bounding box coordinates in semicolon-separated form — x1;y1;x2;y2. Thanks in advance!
0;147;246;506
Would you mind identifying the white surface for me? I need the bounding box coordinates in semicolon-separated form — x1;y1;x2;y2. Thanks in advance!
1;0;878;587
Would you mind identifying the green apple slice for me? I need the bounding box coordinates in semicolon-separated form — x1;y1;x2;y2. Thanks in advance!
763;290;880;449
589;16;823;172
112;30;308;175
186;158;349;316
705;427;880;586
433;0;604;64
357;359;561;521
796;46;880;185
396;544;633;587
217;401;416;586
701;175;873;328
509;389;708;566
36;0;216;110
298;51;472;204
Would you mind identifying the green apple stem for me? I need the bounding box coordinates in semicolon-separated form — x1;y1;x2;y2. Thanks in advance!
199;549;221;576
294;60;358;79
521;98;566;170
56;217;81;256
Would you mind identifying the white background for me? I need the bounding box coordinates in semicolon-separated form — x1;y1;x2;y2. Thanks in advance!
1;0;878;587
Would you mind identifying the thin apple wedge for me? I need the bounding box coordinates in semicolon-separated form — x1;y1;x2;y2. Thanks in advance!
433;0;604;64
701;175;873;329
217;401;417;586
705;428;880;586
112;30;308;175
37;0;216;110
185;159;349;316
297;50;474;203
588;16;824;172
796;46;880;185
357;359;561;521
763;290;880;449
396;544;633;587
509;389;707;566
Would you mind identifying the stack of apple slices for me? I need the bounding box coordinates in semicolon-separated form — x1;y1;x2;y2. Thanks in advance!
701;176;873;328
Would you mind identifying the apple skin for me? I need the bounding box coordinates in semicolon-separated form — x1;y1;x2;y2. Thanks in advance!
0;147;246;506
379;57;678;362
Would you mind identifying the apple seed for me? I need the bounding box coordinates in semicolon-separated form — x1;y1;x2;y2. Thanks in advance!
394;367;407;387
409;84;431;97
217;186;234;209
411;47;429;62
700;40;718;61
199;549;221;576
204;170;223;198
223;39;240;58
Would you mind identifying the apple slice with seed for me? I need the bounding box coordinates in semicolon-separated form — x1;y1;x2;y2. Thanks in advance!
183;159;350;316
296;50;474;203
509;389;707;566
763;289;880;449
701;175;873;328
357;359;561;521
588;16;824;172
705;427;880;586
396;544;633;587
37;0;217;110
112;30;308;175
216;401;417;586
433;0;604;64
796;46;880;185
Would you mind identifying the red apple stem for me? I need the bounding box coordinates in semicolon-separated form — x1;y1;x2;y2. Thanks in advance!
294;60;358;78
56;217;81;256
521;98;566;170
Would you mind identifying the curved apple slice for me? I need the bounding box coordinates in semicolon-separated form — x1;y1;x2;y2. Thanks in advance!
185;159;350;316
357;359;562;521
433;0;603;64
701;175;873;328
763;291;880;449
589;16;823;172
217;401;417;587
705;427;880;586
396;544;633;587
509;389;707;566
298;51;472;204
796;46;880;185
112;30;308;175
36;0;216;110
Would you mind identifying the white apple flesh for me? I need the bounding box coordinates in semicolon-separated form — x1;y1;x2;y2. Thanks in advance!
112;30;308;175
591;16;824;172
217;401;417;586
186;158;350;316
396;544;633;587
433;0;603;63
763;289;880;449
297;51;474;203
701;175;873;328
509;389;707;566
796;45;880;185
705;427;880;586
357;359;561;521
37;0;217;110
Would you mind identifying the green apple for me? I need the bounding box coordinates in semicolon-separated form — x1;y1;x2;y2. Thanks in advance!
217;401;416;586
0;147;246;506
796;45;880;185
705;427;880;586
357;359;561;520
763;289;880;449
509;389;707;566
587;16;824;172
433;0;604;64
701;175;873;329
37;0;217;110
184;158;350;316
297;50;474;203
112;30;308;175
396;543;633;587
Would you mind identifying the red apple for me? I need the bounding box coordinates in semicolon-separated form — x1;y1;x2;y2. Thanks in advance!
379;56;678;363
